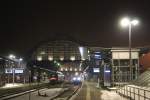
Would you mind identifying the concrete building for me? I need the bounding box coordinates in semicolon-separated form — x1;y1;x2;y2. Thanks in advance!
111;48;140;85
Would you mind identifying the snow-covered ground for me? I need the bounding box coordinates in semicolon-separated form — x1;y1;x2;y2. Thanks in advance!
8;88;66;100
1;83;24;88
101;90;128;100
117;85;150;100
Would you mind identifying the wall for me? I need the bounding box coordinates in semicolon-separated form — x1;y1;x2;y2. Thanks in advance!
139;52;150;71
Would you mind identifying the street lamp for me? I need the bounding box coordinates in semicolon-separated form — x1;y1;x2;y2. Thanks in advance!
120;17;139;81
9;54;16;84
9;54;16;59
19;58;23;68
19;58;23;61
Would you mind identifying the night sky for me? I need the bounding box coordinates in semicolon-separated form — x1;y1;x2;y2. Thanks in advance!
0;0;150;56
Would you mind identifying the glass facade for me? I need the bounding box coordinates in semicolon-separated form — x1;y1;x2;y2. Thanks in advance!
0;57;17;86
30;40;86;81
31;40;81;61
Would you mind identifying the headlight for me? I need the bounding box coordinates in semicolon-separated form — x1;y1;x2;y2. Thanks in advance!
73;77;76;81
77;77;81;81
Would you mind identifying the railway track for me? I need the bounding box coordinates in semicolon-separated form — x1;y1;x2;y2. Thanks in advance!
0;83;60;99
51;83;82;100
0;82;80;100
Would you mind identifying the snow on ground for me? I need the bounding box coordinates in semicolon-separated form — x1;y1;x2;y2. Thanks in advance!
128;84;150;90
9;88;65;100
117;85;150;100
2;83;24;88
101;90;128;100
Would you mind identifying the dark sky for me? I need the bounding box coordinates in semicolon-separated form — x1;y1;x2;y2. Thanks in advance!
0;0;150;56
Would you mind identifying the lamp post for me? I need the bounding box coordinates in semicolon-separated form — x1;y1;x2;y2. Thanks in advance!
19;58;23;68
120;17;139;81
9;54;16;84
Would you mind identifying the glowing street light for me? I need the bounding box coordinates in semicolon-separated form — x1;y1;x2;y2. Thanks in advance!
121;17;139;27
120;17;139;81
9;54;16;59
19;58;23;68
19;58;23;61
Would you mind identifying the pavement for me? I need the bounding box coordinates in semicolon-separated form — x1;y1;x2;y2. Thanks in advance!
73;82;102;100
72;81;128;100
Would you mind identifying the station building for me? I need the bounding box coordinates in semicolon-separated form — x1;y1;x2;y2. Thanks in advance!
87;47;140;86
111;48;140;85
29;40;89;81
0;56;25;86
28;39;141;85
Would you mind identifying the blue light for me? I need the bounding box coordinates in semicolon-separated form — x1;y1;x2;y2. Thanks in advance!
105;70;110;73
94;54;100;57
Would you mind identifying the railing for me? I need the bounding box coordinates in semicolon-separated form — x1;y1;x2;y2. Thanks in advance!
116;85;150;100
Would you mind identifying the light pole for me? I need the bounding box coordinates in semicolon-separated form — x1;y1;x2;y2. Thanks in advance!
9;54;16;84
19;58;23;68
120;17;139;81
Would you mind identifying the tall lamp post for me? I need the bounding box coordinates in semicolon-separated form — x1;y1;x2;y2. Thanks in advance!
9;54;16;84
120;17;139;81
19;58;23;67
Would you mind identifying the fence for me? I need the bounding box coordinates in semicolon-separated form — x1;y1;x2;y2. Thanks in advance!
116;85;150;100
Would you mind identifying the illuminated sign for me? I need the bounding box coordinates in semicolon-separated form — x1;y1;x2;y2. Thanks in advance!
15;69;23;73
5;69;13;73
5;68;24;74
105;70;110;73
93;68;100;73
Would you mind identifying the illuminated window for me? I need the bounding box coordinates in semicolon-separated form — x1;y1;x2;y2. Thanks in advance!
60;68;63;71
82;58;85;60
79;68;82;71
75;68;77;71
60;56;64;61
65;68;68;71
70;68;72;71
48;56;53;61
70;56;75;61
37;56;42;61
40;51;45;55
75;72;79;76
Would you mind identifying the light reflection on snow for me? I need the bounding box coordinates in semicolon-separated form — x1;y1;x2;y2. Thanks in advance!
2;83;23;88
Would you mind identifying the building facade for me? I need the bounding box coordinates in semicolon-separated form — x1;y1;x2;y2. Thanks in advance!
0;56;17;86
30;40;89;81
31;40;84;61
0;56;26;86
111;48;140;85
139;52;150;71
